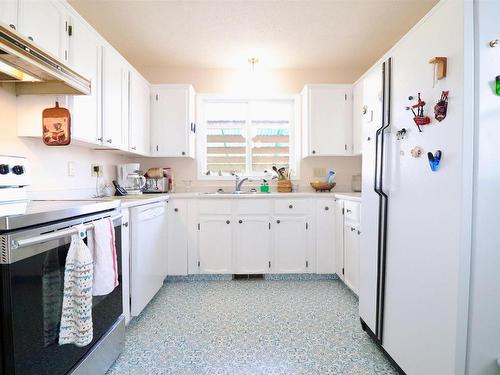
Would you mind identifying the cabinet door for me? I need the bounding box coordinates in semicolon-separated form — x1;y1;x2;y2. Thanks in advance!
198;216;232;273
68;17;101;144
344;223;360;295
235;216;271;274
129;71;150;154
273;216;308;273
315;199;335;273
352;80;363;155
334;200;345;279
306;85;352;156
0;0;18;29
150;85;194;157
167;200;188;276
102;46;127;149
18;0;66;60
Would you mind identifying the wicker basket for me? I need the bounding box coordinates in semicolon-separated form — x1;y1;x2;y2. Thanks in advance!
310;181;336;192
277;180;292;193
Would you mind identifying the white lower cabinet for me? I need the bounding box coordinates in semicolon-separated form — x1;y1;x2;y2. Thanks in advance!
343;222;360;294
273;216;309;273
315;199;336;273
234;216;271;274
198;215;233;273
167;199;188;275
334;199;345;279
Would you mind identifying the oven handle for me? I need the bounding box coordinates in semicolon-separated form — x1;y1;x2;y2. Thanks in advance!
11;214;123;250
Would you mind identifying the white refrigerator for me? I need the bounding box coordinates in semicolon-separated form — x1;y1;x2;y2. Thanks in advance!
358;1;472;374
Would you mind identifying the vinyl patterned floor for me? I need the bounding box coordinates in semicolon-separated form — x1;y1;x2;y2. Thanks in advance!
107;276;398;375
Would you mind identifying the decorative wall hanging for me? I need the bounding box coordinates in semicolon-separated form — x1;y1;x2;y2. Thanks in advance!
434;91;449;121
406;93;431;132
429;57;447;81
42;102;71;146
427;150;442;172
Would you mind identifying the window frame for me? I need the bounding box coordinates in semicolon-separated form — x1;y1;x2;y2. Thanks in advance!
196;94;301;180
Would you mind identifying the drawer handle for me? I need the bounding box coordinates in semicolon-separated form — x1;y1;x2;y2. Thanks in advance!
226;220;231;224
324;206;329;211
276;220;281;224
174;208;178;212
238;220;243;224
288;205;293;209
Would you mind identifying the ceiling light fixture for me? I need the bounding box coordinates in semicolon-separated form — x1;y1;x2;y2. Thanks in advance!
248;57;259;72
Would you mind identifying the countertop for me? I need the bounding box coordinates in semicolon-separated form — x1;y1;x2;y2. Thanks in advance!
168;191;361;202
107;193;170;208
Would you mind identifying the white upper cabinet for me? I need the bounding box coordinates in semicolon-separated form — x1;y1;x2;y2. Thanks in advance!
129;70;150;155
102;45;128;150
150;84;196;158
18;0;68;60
0;0;18;29
302;84;353;157
68;16;101;144
352;80;363;155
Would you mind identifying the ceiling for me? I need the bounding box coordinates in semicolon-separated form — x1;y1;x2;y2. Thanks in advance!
69;0;438;73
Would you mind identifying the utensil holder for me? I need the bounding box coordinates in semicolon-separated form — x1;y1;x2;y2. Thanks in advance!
277;180;292;193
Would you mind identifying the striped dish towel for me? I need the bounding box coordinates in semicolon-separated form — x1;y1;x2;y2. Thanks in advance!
59;224;93;347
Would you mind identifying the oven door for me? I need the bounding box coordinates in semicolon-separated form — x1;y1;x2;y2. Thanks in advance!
0;211;123;375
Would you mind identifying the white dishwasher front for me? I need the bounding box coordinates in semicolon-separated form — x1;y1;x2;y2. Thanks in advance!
130;201;168;316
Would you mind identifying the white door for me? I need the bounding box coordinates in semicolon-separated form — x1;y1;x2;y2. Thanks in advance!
130;202;168;316
68;17;101;144
344;223;360;295
150;85;193;157
308;85;352;156
167;200;188;276
129;71;150;154
198;215;232;273
0;0;18;29
102;46;127;149
273;216;308;273
234;216;271;274
18;0;66;59
315;199;336;274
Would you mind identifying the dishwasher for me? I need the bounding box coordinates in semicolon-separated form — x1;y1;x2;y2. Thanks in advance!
130;200;168;316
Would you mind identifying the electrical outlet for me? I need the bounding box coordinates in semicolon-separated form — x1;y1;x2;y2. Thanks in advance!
313;168;326;178
91;164;103;177
67;161;75;177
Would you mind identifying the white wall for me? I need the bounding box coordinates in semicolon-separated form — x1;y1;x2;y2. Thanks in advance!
139;66;362;192
0;84;132;198
466;1;500;373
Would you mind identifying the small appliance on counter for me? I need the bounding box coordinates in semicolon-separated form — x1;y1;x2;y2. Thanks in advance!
143;167;172;193
117;163;146;195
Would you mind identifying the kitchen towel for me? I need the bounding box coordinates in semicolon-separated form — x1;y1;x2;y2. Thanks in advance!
59;225;93;347
88;217;119;296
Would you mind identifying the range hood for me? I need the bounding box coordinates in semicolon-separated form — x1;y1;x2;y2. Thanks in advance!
0;24;91;95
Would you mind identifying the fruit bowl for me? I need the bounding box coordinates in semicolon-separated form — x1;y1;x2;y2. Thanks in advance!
310;181;336;192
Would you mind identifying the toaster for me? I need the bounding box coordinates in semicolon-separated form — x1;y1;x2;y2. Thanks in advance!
144;177;169;193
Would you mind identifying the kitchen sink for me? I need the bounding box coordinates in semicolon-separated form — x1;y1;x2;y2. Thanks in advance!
201;191;269;195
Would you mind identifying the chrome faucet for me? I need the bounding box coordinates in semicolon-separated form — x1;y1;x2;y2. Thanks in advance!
232;172;249;193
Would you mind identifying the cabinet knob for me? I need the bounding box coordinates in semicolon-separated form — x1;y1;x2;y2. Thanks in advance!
346;209;352;213
238;220;243;224
97;137;103;142
357;230;361;235
9;24;16;30
174;208;178;212
123;222;129;227
351;227;356;232
226;220;231;224
325;206;329;211
367;137;372;141
276;220;281;224
181;151;186;156
288;204;293;209
106;139;112;143
28;36;34;41
131;146;136;150
312;150;316;155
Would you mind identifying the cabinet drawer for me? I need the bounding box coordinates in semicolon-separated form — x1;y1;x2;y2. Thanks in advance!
235;199;271;215
198;199;232;214
344;201;360;223
274;199;310;215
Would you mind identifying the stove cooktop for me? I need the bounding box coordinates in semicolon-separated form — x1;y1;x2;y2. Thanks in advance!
0;200;121;231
